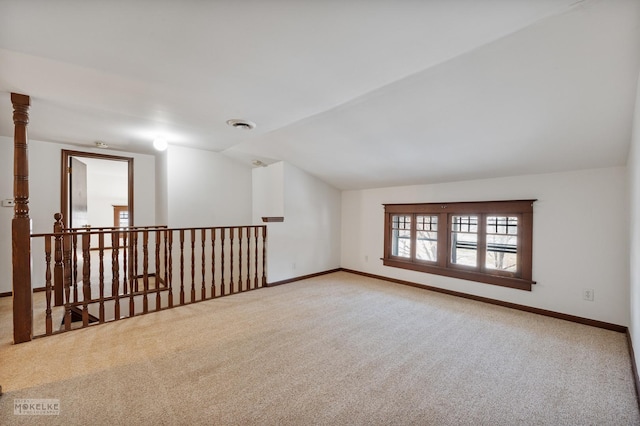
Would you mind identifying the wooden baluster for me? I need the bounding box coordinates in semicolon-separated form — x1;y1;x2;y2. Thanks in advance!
246;227;251;292
126;232;134;316
254;227;259;290
112;231;121;320
81;233;91;327
133;232;139;292
220;228;225;296
201;229;206;300
262;226;267;287
11;93;33;343
53;214;64;306
63;233;72;331
168;230;173;308
211;228;216;298
98;232;105;323
164;229;169;290
229;227;235;294
72;234;78;303
190;229;196;303
238;227;243;292
142;230;149;314
180;229;185;305
122;231;128;295
44;235;53;335
155;229;162;311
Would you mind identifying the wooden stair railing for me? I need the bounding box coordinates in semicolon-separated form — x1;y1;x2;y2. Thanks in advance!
8;92;269;342
29;216;268;338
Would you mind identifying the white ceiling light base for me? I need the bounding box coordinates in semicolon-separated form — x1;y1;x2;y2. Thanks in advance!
153;138;168;151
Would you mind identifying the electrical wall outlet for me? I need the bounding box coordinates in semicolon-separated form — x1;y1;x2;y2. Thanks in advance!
583;289;595;302
1;199;15;207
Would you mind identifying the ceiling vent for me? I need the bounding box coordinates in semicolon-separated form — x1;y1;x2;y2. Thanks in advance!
226;119;256;130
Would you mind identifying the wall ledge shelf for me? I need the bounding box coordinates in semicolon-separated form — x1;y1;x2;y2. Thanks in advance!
262;216;284;223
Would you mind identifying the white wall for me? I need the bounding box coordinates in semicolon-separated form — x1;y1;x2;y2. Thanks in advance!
342;167;629;326
0;136;156;293
252;162;284;219
155;151;168;226
0;136;14;294
166;145;252;227
629;72;640;370
253;162;341;282
85;159;129;229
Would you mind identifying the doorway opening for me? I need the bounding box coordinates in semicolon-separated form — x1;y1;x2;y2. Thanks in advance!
60;150;134;230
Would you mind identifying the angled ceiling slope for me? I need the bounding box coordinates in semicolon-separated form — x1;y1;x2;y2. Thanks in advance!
0;0;638;189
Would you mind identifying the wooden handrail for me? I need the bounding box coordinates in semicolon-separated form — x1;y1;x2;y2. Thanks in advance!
32;225;169;238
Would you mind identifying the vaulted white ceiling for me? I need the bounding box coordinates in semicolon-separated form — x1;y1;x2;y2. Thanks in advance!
1;0;639;189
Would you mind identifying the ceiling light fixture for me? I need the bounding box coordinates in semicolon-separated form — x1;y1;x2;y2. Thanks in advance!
153;138;168;151
95;141;108;149
226;119;256;130
252;160;267;167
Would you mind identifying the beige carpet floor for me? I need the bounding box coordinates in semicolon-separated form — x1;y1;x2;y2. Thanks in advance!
0;271;638;425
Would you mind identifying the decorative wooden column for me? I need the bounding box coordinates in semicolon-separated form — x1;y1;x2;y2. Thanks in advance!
11;93;33;343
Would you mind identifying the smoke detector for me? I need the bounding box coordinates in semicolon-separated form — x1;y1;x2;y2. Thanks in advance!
95;141;108;149
226;119;256;130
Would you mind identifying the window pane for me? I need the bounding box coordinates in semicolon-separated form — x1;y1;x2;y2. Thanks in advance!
416;215;437;262
391;215;411;258
486;216;518;273
119;211;129;228
451;215;477;267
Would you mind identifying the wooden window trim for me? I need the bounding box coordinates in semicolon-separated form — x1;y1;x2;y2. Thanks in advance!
383;200;536;291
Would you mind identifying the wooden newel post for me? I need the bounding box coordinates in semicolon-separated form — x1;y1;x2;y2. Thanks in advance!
11;92;32;344
53;213;64;306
